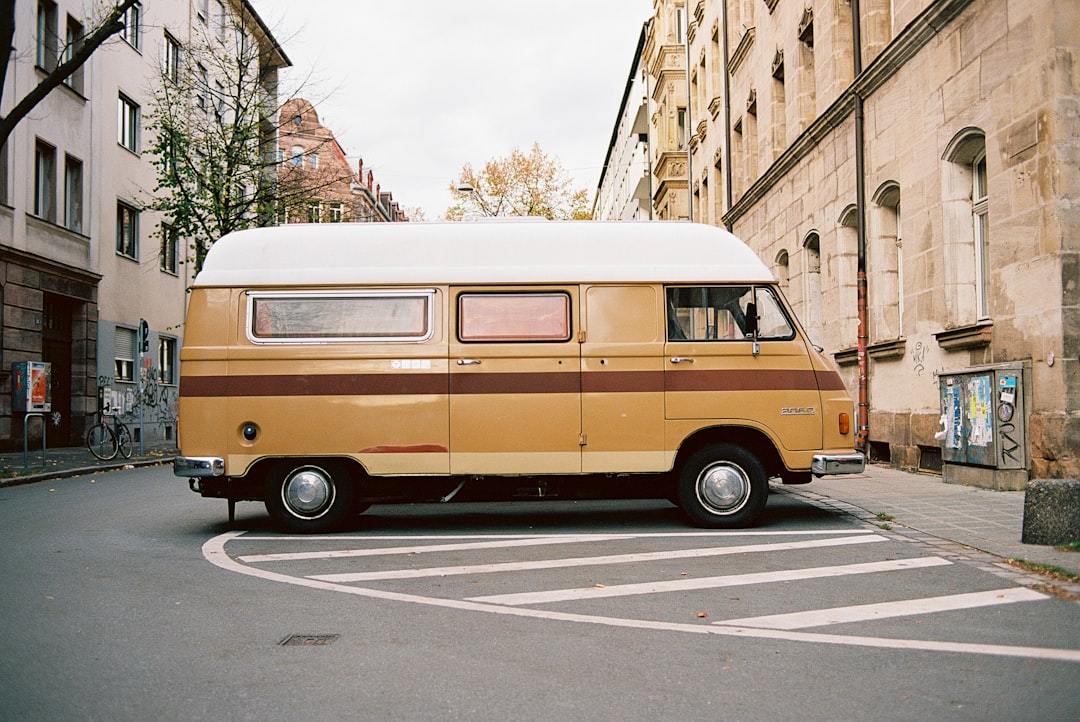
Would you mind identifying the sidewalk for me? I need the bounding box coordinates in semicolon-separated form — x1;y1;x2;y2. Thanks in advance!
2;443;1077;581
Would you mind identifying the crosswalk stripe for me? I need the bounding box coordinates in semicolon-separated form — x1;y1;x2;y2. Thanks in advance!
468;556;952;605
308;534;887;582
714;587;1047;629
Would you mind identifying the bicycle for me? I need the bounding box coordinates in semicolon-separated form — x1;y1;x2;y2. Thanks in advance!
86;410;133;461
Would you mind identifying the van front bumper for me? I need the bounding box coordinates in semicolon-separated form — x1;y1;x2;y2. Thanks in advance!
811;453;866;476
174;456;225;478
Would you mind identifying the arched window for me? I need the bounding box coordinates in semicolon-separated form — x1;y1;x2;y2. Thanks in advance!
774;249;790;291
802;232;823;346
870;182;902;341
942;128;989;324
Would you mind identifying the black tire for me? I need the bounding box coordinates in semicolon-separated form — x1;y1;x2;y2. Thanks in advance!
677;443;768;528
264;462;355;533
115;424;133;459
86;423;117;461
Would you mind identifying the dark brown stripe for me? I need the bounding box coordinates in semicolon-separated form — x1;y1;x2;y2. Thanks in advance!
582;370;664;393
664;369;820;393
181;368;826;398
450;372;580;395
815;369;848;391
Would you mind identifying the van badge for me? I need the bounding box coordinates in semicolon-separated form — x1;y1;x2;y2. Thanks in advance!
781;407;816;415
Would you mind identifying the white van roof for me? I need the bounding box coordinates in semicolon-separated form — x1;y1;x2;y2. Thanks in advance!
192;220;775;287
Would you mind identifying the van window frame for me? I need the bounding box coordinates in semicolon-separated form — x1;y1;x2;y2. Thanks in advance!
665;284;796;342
456;291;572;344
245;289;436;345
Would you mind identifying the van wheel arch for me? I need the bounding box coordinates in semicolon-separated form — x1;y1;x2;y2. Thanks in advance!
674;426;783;479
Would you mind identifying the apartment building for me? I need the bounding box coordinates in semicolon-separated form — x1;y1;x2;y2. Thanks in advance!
600;0;1078;486
277;98;409;224
0;0;287;450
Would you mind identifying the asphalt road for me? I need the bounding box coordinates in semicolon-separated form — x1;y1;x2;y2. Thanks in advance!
1;465;1077;721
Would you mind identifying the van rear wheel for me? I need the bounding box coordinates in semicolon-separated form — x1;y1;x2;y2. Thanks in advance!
265;462;354;533
678;443;767;528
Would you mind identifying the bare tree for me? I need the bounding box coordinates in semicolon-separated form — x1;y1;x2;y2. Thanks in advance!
0;0;140;150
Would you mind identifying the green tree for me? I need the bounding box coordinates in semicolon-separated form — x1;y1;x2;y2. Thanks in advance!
446;142;591;221
0;0;141;150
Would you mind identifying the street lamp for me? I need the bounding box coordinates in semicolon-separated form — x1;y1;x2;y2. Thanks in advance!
456;183;498;217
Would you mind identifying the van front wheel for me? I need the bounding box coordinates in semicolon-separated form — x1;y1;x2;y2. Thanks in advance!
678;444;767;528
265;462;354;533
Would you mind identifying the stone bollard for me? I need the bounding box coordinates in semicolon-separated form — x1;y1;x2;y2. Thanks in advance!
1021;478;1080;546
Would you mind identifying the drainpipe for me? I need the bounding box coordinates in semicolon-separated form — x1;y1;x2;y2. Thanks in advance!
720;0;733;230
851;0;870;453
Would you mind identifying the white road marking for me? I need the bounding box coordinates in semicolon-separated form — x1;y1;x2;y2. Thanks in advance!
714;587;1048;630
202;531;1080;663
239;529;876;564
307;534;888;583
467;556;952;606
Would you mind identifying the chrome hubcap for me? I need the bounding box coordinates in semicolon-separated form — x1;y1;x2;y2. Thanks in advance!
282;467;334;519
697;461;750;515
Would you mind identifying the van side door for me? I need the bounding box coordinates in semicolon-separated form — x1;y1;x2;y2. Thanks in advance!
580;284;667;473
449;287;582;474
664;285;823;451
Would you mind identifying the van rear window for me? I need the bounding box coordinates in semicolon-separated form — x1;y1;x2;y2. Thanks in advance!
247;291;433;343
458;292;570;342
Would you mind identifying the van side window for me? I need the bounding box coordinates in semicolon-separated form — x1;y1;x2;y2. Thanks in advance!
247;290;433;343
458;292;570;342
666;286;794;341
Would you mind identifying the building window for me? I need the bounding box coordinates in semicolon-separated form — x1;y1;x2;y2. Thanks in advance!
63;16;84;93
64;154;82;233
972;153;989;319
34;139;56;222
942;128;989;327
160;223;178;274
196;64;208;110
36;1;58;71
0;141;8;205
329;203;344;223
309;153;318;170
115;327;135;382
116;202;139;259
802;232;823;347
308;201;322;223
870;182;902;342
290;146;303;167
197;0;208;23
158;337;177;384
163;32;181;83
117;94;140;152
120;3;140;50
276;148;285;164
676;107;687;150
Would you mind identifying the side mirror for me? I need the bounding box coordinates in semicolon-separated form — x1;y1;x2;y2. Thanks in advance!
744;302;758;336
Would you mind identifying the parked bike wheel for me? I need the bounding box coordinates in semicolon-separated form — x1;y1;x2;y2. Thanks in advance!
86;423;118;461
115;423;134;459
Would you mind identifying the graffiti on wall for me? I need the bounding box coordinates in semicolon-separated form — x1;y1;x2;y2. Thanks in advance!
97;359;178;435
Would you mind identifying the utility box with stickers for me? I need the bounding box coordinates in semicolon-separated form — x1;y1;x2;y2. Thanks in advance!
936;362;1028;490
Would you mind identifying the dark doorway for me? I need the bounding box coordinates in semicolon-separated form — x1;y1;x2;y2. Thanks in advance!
42;294;77;446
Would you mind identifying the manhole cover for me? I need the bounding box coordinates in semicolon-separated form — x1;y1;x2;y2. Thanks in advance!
279;634;339;646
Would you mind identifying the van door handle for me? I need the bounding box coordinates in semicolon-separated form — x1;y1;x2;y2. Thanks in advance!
457;359;482;366
669;357;695;364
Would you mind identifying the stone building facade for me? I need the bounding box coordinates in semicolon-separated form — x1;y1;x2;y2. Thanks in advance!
601;0;1078;485
1;0;287;450
277;98;409;224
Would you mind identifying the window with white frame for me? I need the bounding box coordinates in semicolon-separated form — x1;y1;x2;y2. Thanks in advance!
64;154;82;233
972;152;989;319
158;337;177;384
196;64;208;110
308;201;322;223
34;139;56;222
163;32;181;83
290;146;303;167
117;94;140;152
309;153;319;170
329;203;343;222
115;327;135;382
63;16;84;93
160;223;178;274
36;1;58;71
116;201;139;259
120;3;140;50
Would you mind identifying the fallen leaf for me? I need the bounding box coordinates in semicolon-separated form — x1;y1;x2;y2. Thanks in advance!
697;611;709;618
595;583;606;588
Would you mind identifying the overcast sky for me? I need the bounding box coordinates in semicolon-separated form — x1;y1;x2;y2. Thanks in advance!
250;0;655;219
